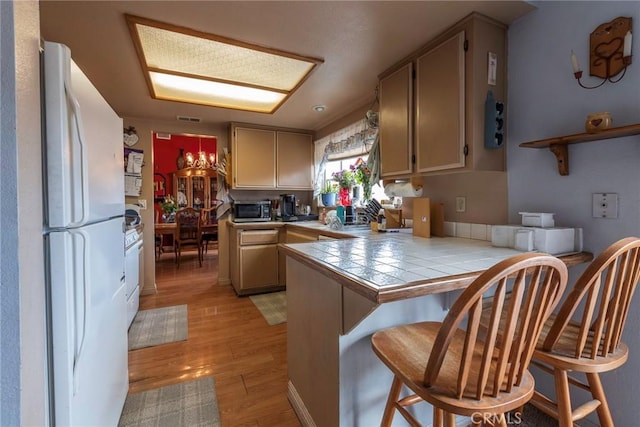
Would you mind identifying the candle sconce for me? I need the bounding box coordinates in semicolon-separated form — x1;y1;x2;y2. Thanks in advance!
571;16;632;89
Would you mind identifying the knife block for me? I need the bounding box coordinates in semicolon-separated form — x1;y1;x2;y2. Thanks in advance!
384;208;403;229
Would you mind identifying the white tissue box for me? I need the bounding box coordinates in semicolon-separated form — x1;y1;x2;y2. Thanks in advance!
492;225;581;255
532;227;575;255
515;229;534;251
491;225;522;248
519;212;555;228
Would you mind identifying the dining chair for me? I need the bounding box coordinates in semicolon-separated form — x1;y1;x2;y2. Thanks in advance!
371;253;568;427
528;237;640;427
200;202;220;255
174;207;202;268
154;209;163;261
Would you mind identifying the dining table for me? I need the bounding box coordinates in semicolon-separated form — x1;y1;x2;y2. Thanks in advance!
154;222;218;258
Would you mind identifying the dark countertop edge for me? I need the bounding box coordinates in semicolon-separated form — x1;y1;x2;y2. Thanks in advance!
229;220;595;304
285;222;367;239
227;221;286;229
227;220;367;238
279;243;594;305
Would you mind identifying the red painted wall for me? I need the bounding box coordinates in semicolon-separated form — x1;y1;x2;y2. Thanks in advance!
152;133;216;216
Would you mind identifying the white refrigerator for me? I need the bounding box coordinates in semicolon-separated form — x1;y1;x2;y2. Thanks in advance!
43;41;128;426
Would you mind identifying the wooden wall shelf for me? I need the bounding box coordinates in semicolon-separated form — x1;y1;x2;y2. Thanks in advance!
519;123;640;175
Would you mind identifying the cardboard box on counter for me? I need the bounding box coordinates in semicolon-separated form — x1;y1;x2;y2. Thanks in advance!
413;198;431;238
384;208;403;229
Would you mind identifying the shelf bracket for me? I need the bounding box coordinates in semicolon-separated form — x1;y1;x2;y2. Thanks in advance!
549;144;569;176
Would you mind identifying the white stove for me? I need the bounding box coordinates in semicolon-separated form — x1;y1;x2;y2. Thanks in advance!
124;227;142;328
125;227;140;248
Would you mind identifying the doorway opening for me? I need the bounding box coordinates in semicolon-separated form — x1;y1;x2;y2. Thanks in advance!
152;132;218;270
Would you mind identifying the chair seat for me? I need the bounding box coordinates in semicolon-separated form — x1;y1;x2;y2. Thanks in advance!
372;321;535;416
481;305;630;373
535;315;629;372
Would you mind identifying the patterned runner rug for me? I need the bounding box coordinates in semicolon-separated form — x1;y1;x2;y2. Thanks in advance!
128;305;188;350
118;377;220;427
249;291;286;325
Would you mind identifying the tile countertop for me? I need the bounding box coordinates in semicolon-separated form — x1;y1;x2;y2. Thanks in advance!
279;222;593;304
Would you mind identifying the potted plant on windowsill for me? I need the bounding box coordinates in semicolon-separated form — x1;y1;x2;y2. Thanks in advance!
332;169;356;206
321;181;338;207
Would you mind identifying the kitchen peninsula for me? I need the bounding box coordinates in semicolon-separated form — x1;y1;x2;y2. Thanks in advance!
278;225;592;427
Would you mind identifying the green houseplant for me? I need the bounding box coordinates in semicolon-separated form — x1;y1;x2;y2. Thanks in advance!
321;181;338;207
160;195;178;222
351;158;372;203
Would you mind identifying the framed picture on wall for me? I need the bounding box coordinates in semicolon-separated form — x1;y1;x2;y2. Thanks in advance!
153;173;167;202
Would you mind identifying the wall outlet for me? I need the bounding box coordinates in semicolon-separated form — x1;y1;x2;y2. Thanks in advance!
138;199;147;210
592;193;618;219
456;196;466;213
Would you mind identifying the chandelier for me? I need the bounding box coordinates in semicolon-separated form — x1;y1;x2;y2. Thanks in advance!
185;137;216;170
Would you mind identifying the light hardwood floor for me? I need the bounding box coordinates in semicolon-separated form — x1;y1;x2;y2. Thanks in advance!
128;247;301;426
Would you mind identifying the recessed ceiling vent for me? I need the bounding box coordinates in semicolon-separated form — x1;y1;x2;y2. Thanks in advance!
155;132;172;140
177;115;201;123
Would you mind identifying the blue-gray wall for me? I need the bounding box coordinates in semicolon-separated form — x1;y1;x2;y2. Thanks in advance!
1;1;46;426
508;2;640;425
0;1;21;424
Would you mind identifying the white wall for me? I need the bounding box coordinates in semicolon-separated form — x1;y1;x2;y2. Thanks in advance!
508;2;640;425
122;117;228;292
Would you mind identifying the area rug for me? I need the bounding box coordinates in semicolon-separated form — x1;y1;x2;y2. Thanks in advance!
118;377;220;427
514;403;567;426
249;291;287;325
458;403;565;426
128;305;188;350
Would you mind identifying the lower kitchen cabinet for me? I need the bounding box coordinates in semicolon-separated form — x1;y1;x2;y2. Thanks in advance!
230;228;282;295
278;228;319;287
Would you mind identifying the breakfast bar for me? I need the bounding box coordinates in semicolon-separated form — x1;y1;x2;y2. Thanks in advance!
279;229;592;427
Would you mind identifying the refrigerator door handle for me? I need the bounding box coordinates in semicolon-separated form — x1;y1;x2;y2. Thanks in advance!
64;77;90;228
72;229;90;394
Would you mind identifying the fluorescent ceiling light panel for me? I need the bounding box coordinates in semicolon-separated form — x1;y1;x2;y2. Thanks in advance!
126;15;323;114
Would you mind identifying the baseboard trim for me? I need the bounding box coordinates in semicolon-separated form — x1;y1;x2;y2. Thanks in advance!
287;381;316;427
141;284;157;295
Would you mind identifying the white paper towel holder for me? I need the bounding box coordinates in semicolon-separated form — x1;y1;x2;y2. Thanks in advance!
383;181;423;198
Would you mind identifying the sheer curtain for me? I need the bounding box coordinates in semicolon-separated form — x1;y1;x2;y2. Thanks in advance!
313;118;378;196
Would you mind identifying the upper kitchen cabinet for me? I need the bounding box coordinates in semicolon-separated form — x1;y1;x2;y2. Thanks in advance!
232;126;277;189
379;63;413;176
379;13;507;179
416;31;465;172
276;131;313;189
230;123;313;190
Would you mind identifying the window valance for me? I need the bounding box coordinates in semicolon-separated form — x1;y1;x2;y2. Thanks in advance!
313;118;378;196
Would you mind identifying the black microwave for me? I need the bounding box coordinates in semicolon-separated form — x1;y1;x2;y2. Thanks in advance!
232;200;272;222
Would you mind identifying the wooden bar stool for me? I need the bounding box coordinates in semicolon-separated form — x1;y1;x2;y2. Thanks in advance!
529;237;640;427
371;253;568;427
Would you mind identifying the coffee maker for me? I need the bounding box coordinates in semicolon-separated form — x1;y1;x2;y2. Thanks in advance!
280;194;297;220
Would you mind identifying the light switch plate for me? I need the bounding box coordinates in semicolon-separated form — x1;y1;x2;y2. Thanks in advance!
487;52;497;86
592;193;618;219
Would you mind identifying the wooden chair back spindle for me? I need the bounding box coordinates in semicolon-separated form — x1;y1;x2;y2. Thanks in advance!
424;254;568;401
174;207;202;267
541;237;640;359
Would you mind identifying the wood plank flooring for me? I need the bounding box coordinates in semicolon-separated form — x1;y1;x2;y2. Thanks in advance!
128;248;301;426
